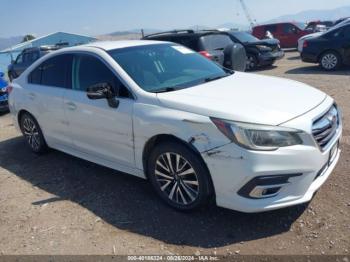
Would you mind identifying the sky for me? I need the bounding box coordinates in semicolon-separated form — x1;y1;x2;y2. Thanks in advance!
0;0;349;38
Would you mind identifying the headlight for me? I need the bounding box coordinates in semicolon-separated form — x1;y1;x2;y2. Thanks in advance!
211;118;303;151
256;45;272;52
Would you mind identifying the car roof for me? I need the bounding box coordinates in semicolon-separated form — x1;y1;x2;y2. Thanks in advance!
82;40;166;51
143;30;228;39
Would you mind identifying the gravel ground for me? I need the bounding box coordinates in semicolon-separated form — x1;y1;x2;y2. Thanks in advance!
0;51;349;256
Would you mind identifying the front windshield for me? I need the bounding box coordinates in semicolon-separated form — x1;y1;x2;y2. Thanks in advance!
295;22;307;30
108;44;230;93
230;31;259;43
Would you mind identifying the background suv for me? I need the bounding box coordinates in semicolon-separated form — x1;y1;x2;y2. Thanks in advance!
8;45;61;81
143;30;247;71
301;23;350;70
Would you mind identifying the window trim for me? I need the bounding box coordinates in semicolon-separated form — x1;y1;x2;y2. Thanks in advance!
66;51;136;100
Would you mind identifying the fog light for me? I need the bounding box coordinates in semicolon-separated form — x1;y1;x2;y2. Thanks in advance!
238;174;302;199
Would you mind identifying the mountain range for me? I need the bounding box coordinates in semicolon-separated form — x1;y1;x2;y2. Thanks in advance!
1;5;350;50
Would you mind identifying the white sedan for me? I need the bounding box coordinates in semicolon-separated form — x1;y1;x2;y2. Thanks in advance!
8;41;342;212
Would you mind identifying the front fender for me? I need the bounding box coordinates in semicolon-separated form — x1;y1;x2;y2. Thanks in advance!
133;103;230;171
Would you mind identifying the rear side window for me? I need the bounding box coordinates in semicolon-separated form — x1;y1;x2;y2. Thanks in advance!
28;54;73;88
174;37;199;51
199;34;233;51
283;24;298;34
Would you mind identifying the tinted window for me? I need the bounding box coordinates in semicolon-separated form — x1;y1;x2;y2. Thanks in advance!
230;31;260;43
28;54;72;88
344;25;350;37
73;54;130;97
265;25;277;33
283;24;298;34
199;34;233;51
23;53;32;63
108;44;229;93
175;37;199;51
15;54;23;64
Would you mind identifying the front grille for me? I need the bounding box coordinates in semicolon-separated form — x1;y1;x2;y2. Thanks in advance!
312;105;339;150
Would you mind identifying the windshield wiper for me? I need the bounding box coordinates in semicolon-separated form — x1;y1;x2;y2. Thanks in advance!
204;74;230;83
153;87;177;93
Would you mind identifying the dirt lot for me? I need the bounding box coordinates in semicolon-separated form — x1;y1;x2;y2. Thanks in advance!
0;51;349;256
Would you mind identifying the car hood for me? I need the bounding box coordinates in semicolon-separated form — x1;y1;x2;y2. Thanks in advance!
156;72;326;126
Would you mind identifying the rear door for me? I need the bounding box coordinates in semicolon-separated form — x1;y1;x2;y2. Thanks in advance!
26;54;73;146
63;53;135;168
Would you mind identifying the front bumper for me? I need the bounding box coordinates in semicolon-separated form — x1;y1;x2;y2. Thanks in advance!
0;95;9;112
258;50;285;65
201;100;342;213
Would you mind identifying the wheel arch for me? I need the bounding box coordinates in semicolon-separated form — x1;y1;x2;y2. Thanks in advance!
142;134;216;197
317;49;342;64
17;109;32;132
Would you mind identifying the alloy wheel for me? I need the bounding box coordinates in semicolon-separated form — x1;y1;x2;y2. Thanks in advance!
154;152;199;206
22;117;41;151
246;56;256;70
321;54;338;70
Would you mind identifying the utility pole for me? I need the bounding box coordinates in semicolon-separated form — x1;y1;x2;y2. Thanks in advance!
238;0;256;29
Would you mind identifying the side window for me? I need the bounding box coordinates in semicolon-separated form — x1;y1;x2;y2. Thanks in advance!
28;54;73;88
23;53;31;63
283;24;297;34
343;26;350;38
73;55;130;98
15;54;23;64
265;25;277;33
177;37;199;51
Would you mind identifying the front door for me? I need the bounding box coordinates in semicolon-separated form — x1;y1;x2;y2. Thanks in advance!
63;53;135;168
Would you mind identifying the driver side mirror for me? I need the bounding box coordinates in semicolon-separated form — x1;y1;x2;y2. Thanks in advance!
87;82;119;108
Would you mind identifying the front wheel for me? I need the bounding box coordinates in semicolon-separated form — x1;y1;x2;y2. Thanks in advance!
147;142;213;211
20;113;48;154
319;51;341;71
246;54;258;71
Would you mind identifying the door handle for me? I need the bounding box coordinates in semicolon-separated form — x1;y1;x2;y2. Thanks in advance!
28;93;36;100
65;101;77;111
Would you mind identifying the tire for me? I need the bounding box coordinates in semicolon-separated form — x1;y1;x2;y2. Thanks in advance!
8;71;13;82
20;113;48;154
319;51;341;71
246;54;258;71
147;142;213;211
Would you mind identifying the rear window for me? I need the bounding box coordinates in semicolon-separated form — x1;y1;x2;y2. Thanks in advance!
199;34;233;51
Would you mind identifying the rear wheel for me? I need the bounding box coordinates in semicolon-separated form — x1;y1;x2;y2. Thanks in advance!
147;142;213;211
319;51;341;71
20;113;48;154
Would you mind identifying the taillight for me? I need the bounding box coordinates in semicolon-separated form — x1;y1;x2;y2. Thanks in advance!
199;51;213;60
303;40;308;48
6;85;13;94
